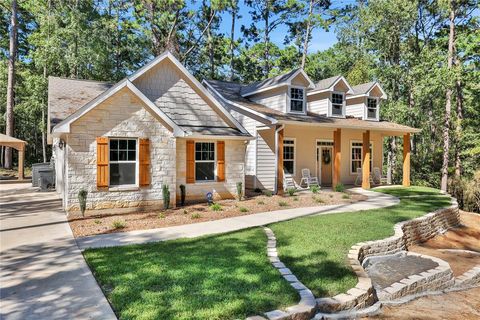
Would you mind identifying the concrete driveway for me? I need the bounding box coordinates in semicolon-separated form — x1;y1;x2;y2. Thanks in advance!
0;182;116;320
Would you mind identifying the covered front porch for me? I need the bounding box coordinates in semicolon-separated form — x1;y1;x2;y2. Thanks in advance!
258;122;418;194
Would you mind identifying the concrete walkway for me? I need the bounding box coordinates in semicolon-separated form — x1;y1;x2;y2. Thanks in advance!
77;188;399;250
0;183;116;320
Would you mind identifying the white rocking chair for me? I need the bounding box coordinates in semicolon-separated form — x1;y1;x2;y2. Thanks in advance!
372;167;387;185
300;169;319;188
355;167;374;186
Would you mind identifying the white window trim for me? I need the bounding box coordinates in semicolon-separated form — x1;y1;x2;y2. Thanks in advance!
329;91;346;118
365;97;380;121
350;140;374;175
283;138;296;176
194;141;217;183
108;137;139;188
286;86;307;115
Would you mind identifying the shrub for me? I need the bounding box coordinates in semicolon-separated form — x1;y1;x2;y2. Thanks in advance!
78;189;88;217
257;200;265;205
158;212;166;219
342;194;350;199
239;207;249;213
278;200;288;207
334;183;345;192
111;220;126;229
210;203;223;211
293;196;299;201
449;170;480;213
191;213;201;219
263;190;273;197
237;182;243;200
183;209;188;215
162;184;171;210
94;219;102;225
312;196;324;203
179;184;186;206
287;187;296;196
310;185;320;194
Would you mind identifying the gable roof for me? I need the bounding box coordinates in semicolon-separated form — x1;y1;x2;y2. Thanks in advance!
50;51;249;138
205;79;420;134
240;68;315;97
308;75;354;95
349;81;388;99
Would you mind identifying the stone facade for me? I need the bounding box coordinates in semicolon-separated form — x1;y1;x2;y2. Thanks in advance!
65;87;176;212
176;138;245;202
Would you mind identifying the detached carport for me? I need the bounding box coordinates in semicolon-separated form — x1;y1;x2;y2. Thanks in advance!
0;134;26;180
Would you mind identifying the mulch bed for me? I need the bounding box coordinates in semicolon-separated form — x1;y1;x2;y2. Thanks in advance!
69;190;366;237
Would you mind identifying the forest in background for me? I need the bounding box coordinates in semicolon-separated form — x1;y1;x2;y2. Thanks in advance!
1;0;479;211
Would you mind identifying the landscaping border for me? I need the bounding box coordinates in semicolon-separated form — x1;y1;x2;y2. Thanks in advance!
316;198;460;314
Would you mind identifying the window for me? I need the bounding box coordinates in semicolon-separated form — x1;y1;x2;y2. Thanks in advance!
109;138;137;186
350;141;373;174
283;139;295;175
289;87;305;113
331;93;344;116
195;142;215;181
367;98;378;119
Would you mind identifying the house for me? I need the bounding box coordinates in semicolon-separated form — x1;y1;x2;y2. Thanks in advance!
203;70;419;193
48;52;252;213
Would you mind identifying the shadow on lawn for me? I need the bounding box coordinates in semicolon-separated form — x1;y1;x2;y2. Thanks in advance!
84;229;298;320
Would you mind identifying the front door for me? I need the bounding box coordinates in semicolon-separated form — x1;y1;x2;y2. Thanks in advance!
320;147;333;186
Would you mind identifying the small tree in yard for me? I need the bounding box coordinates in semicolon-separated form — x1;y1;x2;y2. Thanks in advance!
163;184;171;210
179;184;186;206
78;189;88;217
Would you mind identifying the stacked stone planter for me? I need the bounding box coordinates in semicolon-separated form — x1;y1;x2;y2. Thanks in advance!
316;199;460;314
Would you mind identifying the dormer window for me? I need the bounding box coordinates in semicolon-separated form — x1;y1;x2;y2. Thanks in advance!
367;98;378;119
331;93;345;116
288;87;306;113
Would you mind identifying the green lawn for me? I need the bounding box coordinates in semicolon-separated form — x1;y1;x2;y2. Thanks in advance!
83;186;451;319
269;186;451;298
83;228;297;320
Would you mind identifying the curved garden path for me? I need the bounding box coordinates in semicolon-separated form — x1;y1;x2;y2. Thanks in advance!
77;187;399;250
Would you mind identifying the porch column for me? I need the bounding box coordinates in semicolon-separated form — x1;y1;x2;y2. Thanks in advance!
277;127;284;194
18;145;25;180
403;133;411;187
362;130;370;189
333;129;341;187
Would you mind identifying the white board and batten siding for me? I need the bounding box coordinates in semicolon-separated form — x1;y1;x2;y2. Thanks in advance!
256;134;276;191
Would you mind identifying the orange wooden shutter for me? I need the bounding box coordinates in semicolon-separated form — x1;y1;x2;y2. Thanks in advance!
96;137;109;188
217;141;225;182
139;138;150;186
186;140;195;183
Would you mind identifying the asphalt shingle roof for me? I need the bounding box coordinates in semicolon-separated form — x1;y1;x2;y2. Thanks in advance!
205;79;419;133
352;81;376;95
240;68;301;96
313;75;342;91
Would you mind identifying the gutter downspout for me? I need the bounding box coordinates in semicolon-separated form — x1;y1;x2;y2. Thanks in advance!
274;124;285;194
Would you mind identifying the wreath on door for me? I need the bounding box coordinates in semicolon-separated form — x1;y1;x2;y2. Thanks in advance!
323;153;331;165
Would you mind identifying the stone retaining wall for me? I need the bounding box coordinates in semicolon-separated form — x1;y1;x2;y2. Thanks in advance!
317;199;460;313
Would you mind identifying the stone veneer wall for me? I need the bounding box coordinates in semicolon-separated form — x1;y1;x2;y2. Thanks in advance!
176;139;245;202
65;88;176;212
317;199;460;314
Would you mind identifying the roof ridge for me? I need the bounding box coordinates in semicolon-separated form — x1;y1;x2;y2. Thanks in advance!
48;76;114;85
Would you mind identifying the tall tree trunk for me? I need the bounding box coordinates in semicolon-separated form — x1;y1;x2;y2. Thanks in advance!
5;0;18;169
207;22;214;78
301;0;314;69
441;0;456;192
387;137;397;184
454;62;463;178
263;1;270;76
229;2;237;80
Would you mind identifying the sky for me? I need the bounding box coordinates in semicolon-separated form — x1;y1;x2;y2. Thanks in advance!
216;0;358;53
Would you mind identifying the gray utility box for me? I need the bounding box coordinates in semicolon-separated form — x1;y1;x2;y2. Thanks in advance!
39;169;55;191
32;162;52;187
